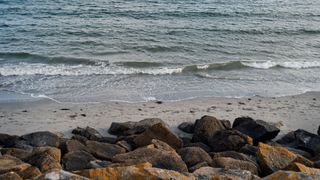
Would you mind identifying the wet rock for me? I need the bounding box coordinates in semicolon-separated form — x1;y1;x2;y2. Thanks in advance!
17;166;42;179
285;162;320;176
184;142;211;152
262;170;320;180
71;126;102;141
108;118;165;136
192;115;230;144
233;117;280;144
178;147;212;170
0;133;18;147
0;155;31;174
178;122;195;133
0;148;32;161
239;144;258;156
21;131;60;147
193;166;257;180
74;162;190;179
62;151;97;171
209;130;253;152
85;140;126;160
133;123;183;150
112;147;188;172
257;143;312;176
0;172;23;180
211;157;258;175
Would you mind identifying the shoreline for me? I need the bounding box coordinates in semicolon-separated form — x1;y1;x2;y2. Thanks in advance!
1;91;319;136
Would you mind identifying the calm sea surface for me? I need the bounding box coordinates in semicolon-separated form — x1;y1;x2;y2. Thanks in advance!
1;0;320;102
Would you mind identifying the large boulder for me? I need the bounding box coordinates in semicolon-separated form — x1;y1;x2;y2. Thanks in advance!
0;155;31;174
192;115;230;144
61;139;88;154
209;130;253;152
262;170;320;180
133;123;183;150
26;147;61;173
108;118;165;136
74;162;190;179
85;140;125;160
62;151;97;171
233;117;280;144
0;133;19;147
71;126;102;141
211;157;258;175
277;129;320;156
20;131;60;147
192;166;257;180
177;147;212;170
112;147;188;172
257;143;312;176
0;148;33;161
178;122;195;134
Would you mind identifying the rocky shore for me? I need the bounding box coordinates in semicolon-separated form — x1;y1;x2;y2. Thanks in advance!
0;115;320;179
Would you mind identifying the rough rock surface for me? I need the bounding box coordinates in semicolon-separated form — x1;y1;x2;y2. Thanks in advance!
262;170;320;180
0;133;19;147
0;172;23;180
62;139;87;154
184;142;211;152
211;157;258;175
178;147;212;169
240;144;258;156
193;166;257;180
20;131;60;147
108;118;165;136
233;117;280;144
71;126;103;141
17;166;42;179
0;155;31;174
209;130;253;152
0;148;32;161
112;147;188;172
133;123;183;149
85;140;126;160
150;139;175;152
178;122;195;133
285;162;320;176
192;115;229;144
210;151;257;165
62;151;97;171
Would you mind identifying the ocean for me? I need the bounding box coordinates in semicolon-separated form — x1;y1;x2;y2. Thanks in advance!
1;0;320;103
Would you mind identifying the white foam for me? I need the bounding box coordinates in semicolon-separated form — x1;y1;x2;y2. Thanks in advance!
242;61;320;69
196;64;210;69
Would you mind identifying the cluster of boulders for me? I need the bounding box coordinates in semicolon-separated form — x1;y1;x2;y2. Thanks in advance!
0;115;320;179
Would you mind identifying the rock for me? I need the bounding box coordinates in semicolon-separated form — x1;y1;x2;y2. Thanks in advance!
116;140;132;152
257;143;312;176
0;133;18;147
20;131;60;147
112;147;188;172
193;166;257;180
71;126;103;141
150;139;175;152
133;123;183;150
74;162;190;179
43;169;89;180
209;130;253;152
285;162;320;176
184;142;211;152
17;166;42;179
318;125;320;136
0;172;23;180
314;160;320;168
286;147;312;159
177;147;212;170
85;140;126;160
178;122;195;133
27;148;61;173
277;129;320;156
88;160;111;169
192;115;230;144
188;162;209;172
210;151;257;165
233;117;280;144
0;148;32;161
31;147;61;163
62;139;88;154
71;135;88;144
181;137;192;144
240;144;258;156
108;118;165;136
0;155;31;174
262;170;320;180
211;157;259;175
62;151;97;171
11;139;33;150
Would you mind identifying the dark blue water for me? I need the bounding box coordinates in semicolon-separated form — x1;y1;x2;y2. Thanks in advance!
1;0;320;102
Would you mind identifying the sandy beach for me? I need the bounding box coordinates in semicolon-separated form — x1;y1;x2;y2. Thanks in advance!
0;92;319;137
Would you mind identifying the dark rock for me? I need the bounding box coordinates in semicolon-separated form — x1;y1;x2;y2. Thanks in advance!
21;131;60;147
0;133;19;147
12;139;33;150
85;140;126;160
239;144;258;156
286;147;312;159
188;162;209;172
184;142;211;152
17;166;42;179
177;147;212;170
276;131;296;146
150;139;175;152
0;155;31;174
72;126;103;141
314;160;320;169
116;140;132;152
211;157;258;175
209;130;253;152
88;160;111;169
108;118;165;136
112;147;188;172
263;170;320;180
0;148;33;161
181;137;192;144
178;122;195;133
99;136;117;144
71;135;88;144
116;134;139;148
318;125;320;136
233;117;280;144
27;147;61;173
62;151;97;171
210;151;257;165
133;123;183;150
62;139;88;154
192;115;230;144
193;167;257;180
